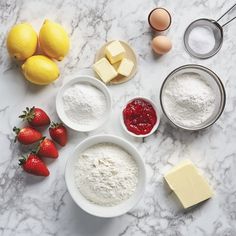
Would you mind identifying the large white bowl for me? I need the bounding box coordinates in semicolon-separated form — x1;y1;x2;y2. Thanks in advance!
65;135;146;218
56;75;112;132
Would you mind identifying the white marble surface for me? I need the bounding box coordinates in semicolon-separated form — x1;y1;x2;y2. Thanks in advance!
1;0;236;235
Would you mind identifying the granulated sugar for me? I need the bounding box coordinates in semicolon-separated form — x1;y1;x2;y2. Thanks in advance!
188;26;216;54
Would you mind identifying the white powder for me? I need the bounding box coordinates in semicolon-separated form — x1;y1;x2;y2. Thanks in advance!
162;72;216;127
188;26;215;54
62;83;107;130
75;143;138;206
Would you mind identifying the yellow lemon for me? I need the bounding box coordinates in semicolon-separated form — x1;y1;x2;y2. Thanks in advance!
22;55;60;85
39;19;70;61
7;23;38;61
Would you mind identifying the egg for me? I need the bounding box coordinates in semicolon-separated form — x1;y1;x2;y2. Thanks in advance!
151;36;172;55
148;8;171;31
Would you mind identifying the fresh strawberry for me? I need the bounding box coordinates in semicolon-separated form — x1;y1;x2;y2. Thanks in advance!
49;122;68;146
36;137;59;158
13;126;42;145
19;106;50;127
19;153;49;177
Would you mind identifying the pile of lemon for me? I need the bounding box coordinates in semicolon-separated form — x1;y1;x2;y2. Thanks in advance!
6;20;70;85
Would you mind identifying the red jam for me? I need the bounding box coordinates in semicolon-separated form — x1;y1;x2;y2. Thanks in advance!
123;98;157;135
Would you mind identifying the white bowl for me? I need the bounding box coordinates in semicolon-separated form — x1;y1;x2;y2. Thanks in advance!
65;135;146;218
120;97;160;138
56;75;112;132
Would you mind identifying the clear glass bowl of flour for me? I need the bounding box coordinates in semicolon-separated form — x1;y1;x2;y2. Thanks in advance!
160;64;226;131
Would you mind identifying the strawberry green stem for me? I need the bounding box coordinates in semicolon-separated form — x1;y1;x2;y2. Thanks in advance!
19;106;35;122
13;126;20;134
50;121;61;128
13;126;20;143
18;156;26;166
34;137;46;154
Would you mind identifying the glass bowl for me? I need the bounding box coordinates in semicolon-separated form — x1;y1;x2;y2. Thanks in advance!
160;64;226;131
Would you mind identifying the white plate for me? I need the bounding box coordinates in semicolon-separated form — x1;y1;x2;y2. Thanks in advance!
56;75;112;132
120;97;160;138
95;40;138;85
65;135;146;218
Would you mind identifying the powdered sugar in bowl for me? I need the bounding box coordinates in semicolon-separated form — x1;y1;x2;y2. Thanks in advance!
56;75;112;132
160;64;226;131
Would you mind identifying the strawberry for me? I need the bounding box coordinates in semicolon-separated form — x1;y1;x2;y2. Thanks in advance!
36;137;59;158
13;126;42;145
19;106;50;127
49;122;68;146
19;153;49;177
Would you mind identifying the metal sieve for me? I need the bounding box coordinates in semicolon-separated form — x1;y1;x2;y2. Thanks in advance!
184;3;236;59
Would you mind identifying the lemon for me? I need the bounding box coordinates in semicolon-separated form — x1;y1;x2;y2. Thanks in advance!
22;55;60;85
39;19;70;61
7;23;38;61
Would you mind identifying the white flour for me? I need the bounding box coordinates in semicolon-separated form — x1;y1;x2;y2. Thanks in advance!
162;72;216;127
75;143;138;206
62;83;107;130
188;26;215;54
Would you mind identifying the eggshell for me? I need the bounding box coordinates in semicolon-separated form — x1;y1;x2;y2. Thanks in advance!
151;36;172;55
148;8;171;31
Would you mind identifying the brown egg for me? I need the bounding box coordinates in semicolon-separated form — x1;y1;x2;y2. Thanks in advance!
148;8;171;31
151;36;172;55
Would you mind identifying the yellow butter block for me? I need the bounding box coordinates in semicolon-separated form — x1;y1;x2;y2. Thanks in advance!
117;58;134;77
93;58;118;83
164;160;213;208
105;41;125;64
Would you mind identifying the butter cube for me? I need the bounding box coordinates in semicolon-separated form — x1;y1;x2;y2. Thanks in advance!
105;41;125;64
164;160;213;208
117;58;134;77
93;58;118;83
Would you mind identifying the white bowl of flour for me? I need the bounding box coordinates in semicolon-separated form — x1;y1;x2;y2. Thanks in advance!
65;135;146;218
160;64;226;131
56;75;111;132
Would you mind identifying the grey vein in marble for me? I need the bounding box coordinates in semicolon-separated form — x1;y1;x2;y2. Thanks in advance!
0;0;236;235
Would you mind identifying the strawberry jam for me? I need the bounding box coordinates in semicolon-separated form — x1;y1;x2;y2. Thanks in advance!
123;98;157;135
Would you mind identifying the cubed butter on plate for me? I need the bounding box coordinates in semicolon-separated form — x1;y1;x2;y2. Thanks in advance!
105;40;125;64
164;160;213;209
117;58;134;77
93;58;118;83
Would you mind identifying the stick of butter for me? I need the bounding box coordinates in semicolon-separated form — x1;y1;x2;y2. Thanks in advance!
105;40;125;64
93;58;118;83
164;159;213;209
117;58;134;77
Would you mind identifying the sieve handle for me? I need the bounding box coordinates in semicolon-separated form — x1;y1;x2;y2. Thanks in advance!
217;3;236;28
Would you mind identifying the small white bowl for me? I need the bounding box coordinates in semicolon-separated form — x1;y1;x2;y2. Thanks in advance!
120;97;160;138
65;135;146;218
56;75;112;132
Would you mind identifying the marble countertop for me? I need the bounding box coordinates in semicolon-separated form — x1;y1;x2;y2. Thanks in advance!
1;0;236;235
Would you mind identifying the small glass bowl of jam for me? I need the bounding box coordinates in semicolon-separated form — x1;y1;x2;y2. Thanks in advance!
121;97;160;138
